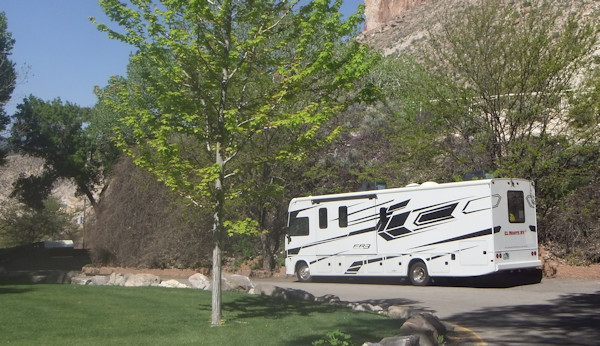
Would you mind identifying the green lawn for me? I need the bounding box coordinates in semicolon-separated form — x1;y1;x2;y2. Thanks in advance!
0;284;400;345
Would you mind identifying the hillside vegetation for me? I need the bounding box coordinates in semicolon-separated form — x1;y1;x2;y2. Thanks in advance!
1;0;599;269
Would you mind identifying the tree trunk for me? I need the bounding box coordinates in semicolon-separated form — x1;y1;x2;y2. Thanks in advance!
79;183;98;210
261;231;274;271
211;239;222;326
211;143;225;327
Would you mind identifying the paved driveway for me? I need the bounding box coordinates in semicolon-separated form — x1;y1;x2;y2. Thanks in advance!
254;276;600;345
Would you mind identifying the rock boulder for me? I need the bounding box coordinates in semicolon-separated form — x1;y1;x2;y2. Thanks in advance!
188;273;211;290
123;273;161;287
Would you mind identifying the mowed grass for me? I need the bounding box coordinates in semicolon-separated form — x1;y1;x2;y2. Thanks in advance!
0;284;400;345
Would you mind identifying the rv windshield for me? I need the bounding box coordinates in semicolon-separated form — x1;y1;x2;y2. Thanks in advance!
288;211;309;236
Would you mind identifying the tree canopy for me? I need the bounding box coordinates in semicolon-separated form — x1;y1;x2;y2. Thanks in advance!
356;0;600;261
93;0;374;326
0;12;17;164
10;96;108;209
417;0;599;179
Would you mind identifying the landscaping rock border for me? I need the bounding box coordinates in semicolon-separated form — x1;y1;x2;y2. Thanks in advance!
0;267;452;345
67;270;450;345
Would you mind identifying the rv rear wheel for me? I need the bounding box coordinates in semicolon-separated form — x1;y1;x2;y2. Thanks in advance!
409;261;430;286
296;262;312;282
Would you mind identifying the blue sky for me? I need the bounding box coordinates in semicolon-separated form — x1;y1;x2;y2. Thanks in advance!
1;1;362;116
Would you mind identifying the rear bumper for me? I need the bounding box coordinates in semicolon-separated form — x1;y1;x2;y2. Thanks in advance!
496;259;541;271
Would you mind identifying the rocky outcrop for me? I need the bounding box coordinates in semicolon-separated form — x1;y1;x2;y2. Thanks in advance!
364;0;431;32
0;154;90;217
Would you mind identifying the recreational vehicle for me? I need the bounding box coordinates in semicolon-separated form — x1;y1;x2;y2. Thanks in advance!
285;179;542;285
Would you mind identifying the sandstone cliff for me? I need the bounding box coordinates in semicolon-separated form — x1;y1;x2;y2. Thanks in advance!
0;154;85;215
363;0;430;32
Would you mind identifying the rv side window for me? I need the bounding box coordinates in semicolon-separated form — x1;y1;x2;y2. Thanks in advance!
288;211;309;236
339;206;348;228
319;208;328;229
507;191;525;223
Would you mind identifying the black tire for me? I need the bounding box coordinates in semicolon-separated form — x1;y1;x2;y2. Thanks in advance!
296;262;312;282
409;261;431;286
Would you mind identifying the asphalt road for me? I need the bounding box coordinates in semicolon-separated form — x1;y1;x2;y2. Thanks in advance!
254;275;600;345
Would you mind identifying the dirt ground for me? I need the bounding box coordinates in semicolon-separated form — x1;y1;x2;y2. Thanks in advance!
83;251;600;281
539;246;600;280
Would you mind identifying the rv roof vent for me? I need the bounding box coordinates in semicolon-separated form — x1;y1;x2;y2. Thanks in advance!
405;183;420;187
421;181;438;187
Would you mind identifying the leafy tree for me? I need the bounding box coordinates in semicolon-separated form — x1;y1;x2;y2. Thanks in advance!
374;1;600;191
369;0;600;260
10;96;108;209
93;0;372;326
0;12;17;164
415;0;599;181
0;197;78;247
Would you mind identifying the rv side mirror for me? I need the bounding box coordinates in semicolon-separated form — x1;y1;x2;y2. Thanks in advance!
285;227;291;243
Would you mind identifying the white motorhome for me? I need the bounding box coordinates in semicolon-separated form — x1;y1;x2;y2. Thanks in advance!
285;179;541;285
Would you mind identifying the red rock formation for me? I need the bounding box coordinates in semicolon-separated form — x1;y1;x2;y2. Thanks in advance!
363;0;430;32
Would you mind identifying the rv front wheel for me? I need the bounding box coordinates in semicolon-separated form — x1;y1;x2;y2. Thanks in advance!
409;261;430;286
296;262;312;282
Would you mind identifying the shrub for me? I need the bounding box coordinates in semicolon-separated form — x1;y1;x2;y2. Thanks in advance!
0;197;78;247
87;157;213;268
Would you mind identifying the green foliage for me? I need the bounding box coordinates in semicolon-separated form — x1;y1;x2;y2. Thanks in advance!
93;0;373;208
312;330;352;346
225;218;260;237
231;235;257;260
0;198;78;247
93;0;374;325
10;96;114;208
540;177;600;263
416;0;599;178
0;11;16;164
359;0;600;262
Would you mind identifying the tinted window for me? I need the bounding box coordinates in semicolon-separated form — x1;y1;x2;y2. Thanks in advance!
319;208;328;229
508;191;525;223
288;211;309;236
339;206;348;228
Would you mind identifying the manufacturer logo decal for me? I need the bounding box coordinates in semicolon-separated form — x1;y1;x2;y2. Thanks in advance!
353;244;371;249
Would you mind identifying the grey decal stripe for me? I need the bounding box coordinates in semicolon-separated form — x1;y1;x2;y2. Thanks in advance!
348;214;379;225
343;255;400;274
349;226;377;236
310;257;329;264
287;226;378;254
412;198;463;212
409;226;501;250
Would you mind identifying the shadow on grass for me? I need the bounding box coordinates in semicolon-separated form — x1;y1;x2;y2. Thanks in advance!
447;291;600;345
222;294;346;319
289;314;402;345
222;294;404;344
0;286;34;294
